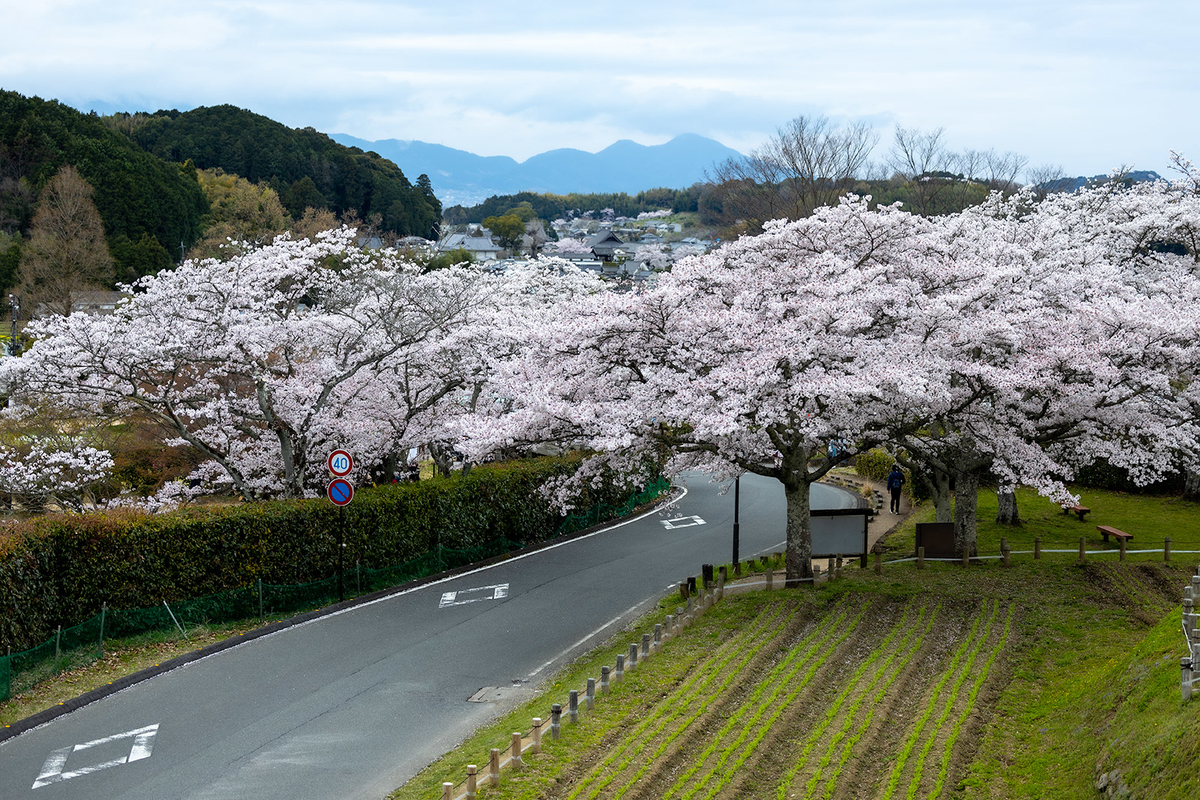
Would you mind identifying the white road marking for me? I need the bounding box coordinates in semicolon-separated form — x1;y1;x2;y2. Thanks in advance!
526;594;663;681
439;583;509;608
661;515;706;530
32;724;159;789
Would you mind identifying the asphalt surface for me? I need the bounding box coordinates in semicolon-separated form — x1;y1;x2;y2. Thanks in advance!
0;474;857;800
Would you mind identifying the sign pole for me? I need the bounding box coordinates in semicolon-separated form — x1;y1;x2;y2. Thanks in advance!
732;475;741;566
338;505;346;603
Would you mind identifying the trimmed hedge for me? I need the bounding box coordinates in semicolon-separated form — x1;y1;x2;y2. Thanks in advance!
0;456;635;653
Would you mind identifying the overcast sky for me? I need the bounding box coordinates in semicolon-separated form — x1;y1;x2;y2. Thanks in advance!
1;0;1195;178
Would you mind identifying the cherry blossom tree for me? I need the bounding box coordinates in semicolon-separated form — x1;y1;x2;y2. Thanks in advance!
0;228;602;502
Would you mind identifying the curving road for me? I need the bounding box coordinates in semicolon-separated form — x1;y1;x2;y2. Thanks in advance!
0;474;857;800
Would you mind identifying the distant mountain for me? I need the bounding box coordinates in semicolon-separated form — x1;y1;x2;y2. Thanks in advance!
329;133;743;206
1065;170;1162;192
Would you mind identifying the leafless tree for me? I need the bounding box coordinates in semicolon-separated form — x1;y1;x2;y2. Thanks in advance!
18;165;114;317
708;115;879;231
887;126;960;216
1026;163;1075;202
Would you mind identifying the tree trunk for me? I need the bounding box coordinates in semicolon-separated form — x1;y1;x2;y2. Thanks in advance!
996;488;1020;525
953;470;979;557
783;479;813;585
932;467;953;523
1185;468;1200;501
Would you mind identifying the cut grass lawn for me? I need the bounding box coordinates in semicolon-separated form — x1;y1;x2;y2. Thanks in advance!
389;486;1200;800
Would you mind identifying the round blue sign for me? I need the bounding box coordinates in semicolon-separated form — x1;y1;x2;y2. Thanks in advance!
328;478;354;506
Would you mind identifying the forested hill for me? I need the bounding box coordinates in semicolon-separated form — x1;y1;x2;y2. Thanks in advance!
121;105;441;239
0;90;209;281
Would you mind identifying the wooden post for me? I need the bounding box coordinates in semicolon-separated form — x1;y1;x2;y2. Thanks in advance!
1119;537;1126;562
531;718;542;754
1183;658;1193;702
466;765;477;799
702;563;714;589
615;654;624;680
835;555;843;579
962;548;970;568
600;666;610;694
54;625;62;670
1034;537;1041;560
642;634;651;659
569;690;579;723
1078;537;1086;563
629;642;638;670
1184;598;1195;637
586;678;595;710
1001;538;1010;568
442;782;453;800
874;551;881;575
679;581;689;601
717;569;725;601
687;576;697;596
489;749;500;786
654;623;662;647
551;704;562;739
511;732;524;768
734;560;742;577
917;546;925;570
1165;537;1171;562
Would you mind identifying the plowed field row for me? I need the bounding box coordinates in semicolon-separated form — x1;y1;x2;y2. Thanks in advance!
542;593;1014;800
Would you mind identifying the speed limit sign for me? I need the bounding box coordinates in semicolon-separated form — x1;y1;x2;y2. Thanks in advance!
327;449;353;477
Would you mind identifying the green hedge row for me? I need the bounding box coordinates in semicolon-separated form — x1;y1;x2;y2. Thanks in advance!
0;456;636;653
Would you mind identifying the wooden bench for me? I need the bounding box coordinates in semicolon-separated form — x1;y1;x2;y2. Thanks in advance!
1096;525;1132;543
1062;504;1091;521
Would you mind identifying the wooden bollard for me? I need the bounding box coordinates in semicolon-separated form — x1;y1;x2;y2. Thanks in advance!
569;690;579;723
702;563;714;589
765;567;774;591
1079;537;1086;562
642;633;651;659
679;581;689;601
1184;598;1195;637
531;717;542;754
1001;538;1010;567
586;678;595;710
917;546;925;570
1183;658;1193;702
489;748;500;786
600;666;610;694
1119;537;1126;562
654;623;662;647
466;764;477;799
734;560;742;577
442;782;453;800
687;575;697;596
1034;537;1041;560
961;548;970;568
615;654;624;680
511;732;524;768
717;570;725;601
550;704;562;739
874;551;881;575
835;555;843;579
1165;537;1171;562
629;642;638;669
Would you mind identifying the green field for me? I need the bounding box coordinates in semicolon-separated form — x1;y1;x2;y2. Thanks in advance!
392;487;1200;800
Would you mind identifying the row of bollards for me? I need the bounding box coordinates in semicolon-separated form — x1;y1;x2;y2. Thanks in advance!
1182;568;1200;702
441;563;728;799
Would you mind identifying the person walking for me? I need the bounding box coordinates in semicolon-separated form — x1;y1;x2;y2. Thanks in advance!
887;465;905;514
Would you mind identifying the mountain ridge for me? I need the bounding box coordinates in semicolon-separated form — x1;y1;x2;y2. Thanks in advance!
329;132;743;206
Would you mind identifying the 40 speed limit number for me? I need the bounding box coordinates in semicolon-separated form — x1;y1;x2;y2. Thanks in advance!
327;449;353;477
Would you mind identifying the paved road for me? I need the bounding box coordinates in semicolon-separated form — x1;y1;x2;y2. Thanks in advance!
0;474;856;800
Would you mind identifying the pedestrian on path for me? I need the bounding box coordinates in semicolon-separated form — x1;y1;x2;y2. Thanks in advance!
887;465;905;513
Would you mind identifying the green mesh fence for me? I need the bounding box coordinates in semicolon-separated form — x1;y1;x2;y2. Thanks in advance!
556;475;671;537
1;479;668;703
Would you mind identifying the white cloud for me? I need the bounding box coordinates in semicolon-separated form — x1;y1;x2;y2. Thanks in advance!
1;0;1195;175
